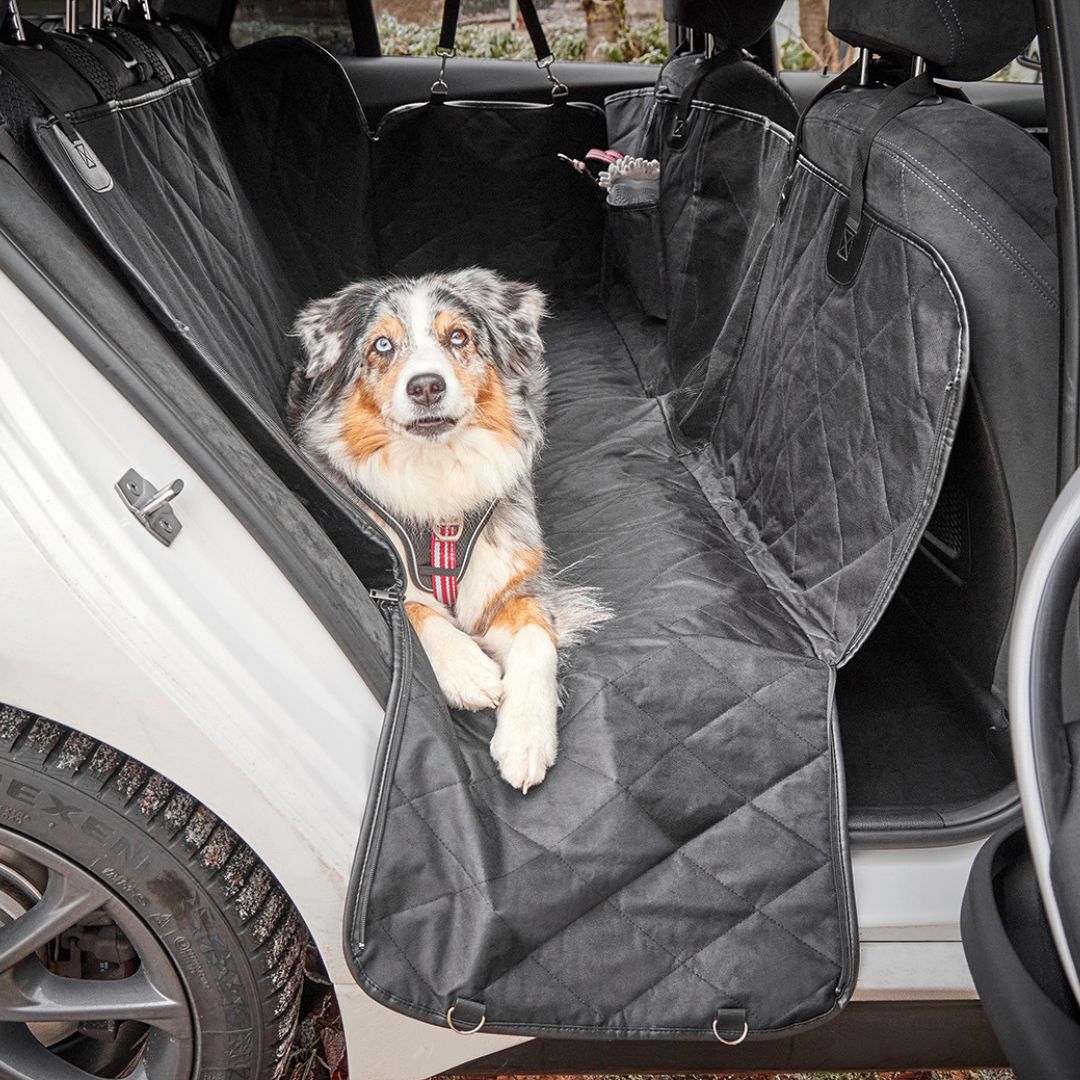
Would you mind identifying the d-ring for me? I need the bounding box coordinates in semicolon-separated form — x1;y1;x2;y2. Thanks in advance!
712;1018;749;1045
446;1005;486;1034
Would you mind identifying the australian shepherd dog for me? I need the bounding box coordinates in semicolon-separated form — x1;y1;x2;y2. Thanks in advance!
287;268;606;792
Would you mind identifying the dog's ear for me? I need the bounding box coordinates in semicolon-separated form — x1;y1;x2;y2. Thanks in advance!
292;295;344;381
447;269;547;377
500;279;547;373
292;282;382;381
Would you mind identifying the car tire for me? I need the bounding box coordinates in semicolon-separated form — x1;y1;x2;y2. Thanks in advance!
0;704;307;1080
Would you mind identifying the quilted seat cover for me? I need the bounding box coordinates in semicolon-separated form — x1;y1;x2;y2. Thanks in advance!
349;150;966;1035
20;36;968;1040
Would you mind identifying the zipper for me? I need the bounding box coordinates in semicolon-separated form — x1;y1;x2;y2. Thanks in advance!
351;586;411;950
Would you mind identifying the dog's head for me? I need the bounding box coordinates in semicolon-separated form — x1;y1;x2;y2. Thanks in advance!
294;267;545;438
290;269;547;520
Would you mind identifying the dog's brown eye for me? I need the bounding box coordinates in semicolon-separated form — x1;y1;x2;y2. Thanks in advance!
448;328;468;348
373;336;394;355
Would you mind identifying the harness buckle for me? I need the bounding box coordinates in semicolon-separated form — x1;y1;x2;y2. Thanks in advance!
433;522;463;542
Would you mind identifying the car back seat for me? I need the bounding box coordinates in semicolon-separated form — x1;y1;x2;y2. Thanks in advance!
606;0;799;388
0;0;1048;1042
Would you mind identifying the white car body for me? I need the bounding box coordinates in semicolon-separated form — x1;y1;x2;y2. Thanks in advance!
0;266;983;1079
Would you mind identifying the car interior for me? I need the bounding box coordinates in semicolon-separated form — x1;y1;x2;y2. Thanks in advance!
0;0;1063;1044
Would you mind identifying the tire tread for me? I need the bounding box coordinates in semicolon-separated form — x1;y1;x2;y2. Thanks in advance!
0;704;309;1080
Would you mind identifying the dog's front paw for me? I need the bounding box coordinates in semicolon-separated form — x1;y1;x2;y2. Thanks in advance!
490;693;557;794
423;620;504;711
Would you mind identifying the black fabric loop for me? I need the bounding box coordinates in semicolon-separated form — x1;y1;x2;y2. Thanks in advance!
168;21;214;69
785;61;862;178
774;59;864;218
667;46;740;148
20;25;117;102
110;24;173;83
0;44;90;138
843;70;935;230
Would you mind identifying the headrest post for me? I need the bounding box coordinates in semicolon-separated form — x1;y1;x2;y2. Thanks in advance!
5;0;26;41
705;31;715;56
857;46;872;85
912;55;926;77
64;0;77;33
90;0;104;28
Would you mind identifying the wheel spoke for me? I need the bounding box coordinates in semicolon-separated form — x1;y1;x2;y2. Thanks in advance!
0;1023;104;1080
0;963;190;1037
0;870;109;972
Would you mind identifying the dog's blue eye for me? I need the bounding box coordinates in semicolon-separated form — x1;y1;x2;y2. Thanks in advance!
373;336;393;354
449;329;468;348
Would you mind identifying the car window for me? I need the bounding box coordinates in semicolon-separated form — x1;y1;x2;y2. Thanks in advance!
372;0;665;63
231;0;355;53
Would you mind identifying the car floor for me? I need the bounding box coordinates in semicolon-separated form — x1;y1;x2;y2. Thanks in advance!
836;604;1013;812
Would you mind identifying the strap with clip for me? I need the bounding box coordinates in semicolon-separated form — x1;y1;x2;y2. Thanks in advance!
431;0;567;99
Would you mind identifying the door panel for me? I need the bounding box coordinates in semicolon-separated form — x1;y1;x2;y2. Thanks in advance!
962;464;1080;1076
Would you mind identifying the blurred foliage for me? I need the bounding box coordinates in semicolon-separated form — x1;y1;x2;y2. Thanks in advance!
593;19;667;64
377;12;665;62
778;35;818;72
231;17;355;50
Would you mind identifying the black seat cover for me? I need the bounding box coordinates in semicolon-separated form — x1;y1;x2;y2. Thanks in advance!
606;0;799;387
0;0;1049;1045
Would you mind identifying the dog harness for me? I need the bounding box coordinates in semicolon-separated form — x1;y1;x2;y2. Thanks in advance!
350;485;496;609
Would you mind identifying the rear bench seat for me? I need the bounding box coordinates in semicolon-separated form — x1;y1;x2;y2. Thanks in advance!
0;0;1055;1039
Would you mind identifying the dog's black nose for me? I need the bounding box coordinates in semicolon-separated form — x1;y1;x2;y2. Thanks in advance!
406;373;446;407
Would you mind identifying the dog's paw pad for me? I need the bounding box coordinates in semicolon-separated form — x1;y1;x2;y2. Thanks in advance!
490;707;557;793
432;637;504;712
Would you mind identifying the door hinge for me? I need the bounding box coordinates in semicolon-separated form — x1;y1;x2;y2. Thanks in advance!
115;468;184;546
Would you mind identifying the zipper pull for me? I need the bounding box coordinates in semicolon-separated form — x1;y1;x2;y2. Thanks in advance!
369;587;403;603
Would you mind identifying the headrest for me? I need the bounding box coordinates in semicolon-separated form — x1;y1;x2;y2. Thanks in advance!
828;0;1036;81
662;0;784;47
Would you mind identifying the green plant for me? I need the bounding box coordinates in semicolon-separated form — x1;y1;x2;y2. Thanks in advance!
779;35;818;72
593;19;667;64
375;12;660;64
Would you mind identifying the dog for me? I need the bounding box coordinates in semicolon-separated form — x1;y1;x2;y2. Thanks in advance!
287;268;606;792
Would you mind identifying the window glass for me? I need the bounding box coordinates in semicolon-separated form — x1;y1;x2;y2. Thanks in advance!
373;0;667;63
231;0;355;53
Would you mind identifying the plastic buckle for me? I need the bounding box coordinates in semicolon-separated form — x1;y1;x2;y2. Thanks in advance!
433;522;463;542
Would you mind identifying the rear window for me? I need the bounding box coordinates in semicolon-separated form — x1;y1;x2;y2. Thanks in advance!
231;0;355;53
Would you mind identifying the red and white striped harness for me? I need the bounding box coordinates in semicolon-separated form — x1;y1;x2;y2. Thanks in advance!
347;484;496;613
429;522;462;608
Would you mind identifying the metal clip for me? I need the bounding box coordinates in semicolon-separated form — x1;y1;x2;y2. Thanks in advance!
430;45;453;96
116;468;185;546
537;54;568;99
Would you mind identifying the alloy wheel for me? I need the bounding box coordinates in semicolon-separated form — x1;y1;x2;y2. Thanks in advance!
0;827;194;1080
